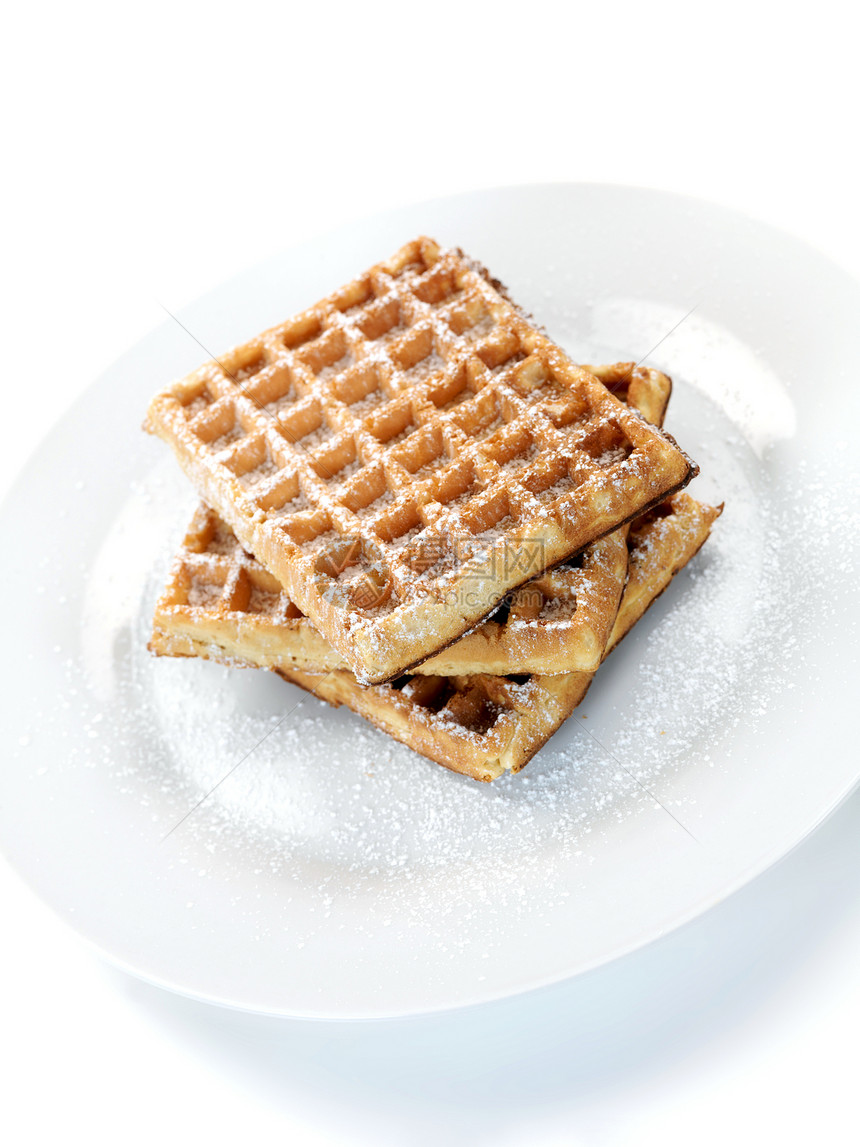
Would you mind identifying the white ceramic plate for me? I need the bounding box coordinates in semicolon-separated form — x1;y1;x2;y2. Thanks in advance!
3;184;858;1018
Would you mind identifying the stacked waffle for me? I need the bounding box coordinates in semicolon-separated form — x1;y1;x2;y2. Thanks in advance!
145;238;720;781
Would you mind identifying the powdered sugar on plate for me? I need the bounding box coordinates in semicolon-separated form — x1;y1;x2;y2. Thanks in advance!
9;294;858;988
23;348;848;944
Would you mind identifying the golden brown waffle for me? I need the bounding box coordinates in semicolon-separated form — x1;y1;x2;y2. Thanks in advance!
145;237;697;683
275;668;592;783
606;491;723;653
151;362;671;677
151;492;721;781
582;362;672;428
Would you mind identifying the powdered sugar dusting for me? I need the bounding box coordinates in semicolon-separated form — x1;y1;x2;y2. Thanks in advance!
407;351;445;379
147;244;693;684
8;219;859;1016
38;369;851;955
187;579;224;608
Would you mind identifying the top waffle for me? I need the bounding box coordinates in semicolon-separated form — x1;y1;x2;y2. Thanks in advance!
151;364;672;678
145;237;697;683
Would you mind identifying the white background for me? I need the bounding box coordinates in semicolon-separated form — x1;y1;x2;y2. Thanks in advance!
2;3;859;1145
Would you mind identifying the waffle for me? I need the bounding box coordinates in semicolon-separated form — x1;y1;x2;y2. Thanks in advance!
151;502;628;677
152;492;721;781
607;491;723;653
144;237;697;683
582;362;672;428
151;363;671;677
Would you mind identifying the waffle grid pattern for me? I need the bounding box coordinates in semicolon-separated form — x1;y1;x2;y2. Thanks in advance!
152;504;628;677
146;238;695;682
152;363;671;676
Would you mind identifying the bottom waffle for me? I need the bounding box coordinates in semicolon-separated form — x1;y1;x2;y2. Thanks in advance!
152;492;721;781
